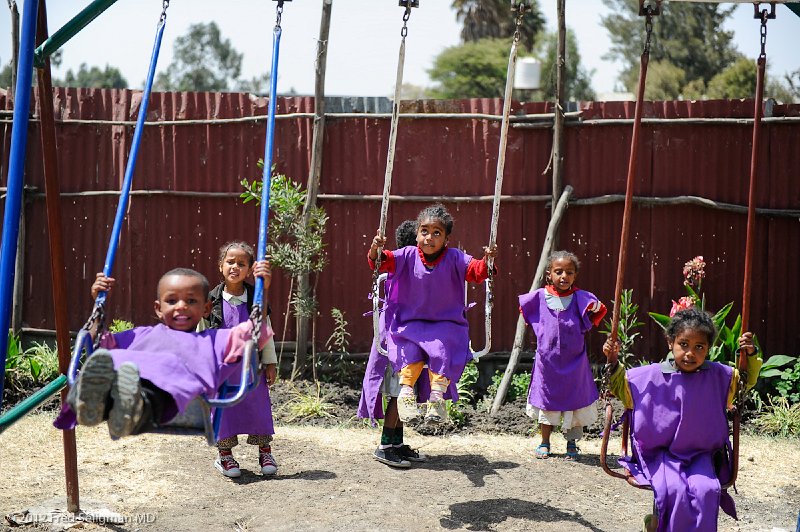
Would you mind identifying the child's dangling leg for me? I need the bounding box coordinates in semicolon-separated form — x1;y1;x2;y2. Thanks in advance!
69;349;150;438
248;434;278;476
537;423;553;459
374;398;411;468
397;361;424;423
215;436;242;478
424;370;450;424
564;425;582;461
393;422;427;462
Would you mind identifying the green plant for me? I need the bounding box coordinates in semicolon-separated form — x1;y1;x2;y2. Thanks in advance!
601;288;644;368
486;370;530;404
109;319;134;333
446;362;481;427
4;334;59;391
752;396;800;438
281;381;335;422
772;357;800;404
325;308;350;355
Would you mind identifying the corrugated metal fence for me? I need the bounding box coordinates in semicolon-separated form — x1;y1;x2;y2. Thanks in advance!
1;89;799;360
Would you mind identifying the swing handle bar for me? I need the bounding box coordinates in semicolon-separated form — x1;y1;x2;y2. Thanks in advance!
205;340;258;408
372;273;389;356
469;278;493;360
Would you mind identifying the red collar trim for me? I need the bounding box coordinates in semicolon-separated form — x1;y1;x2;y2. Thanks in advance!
545;284;579;297
418;245;447;268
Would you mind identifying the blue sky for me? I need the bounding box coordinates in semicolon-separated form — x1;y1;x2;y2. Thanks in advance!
1;1;798;97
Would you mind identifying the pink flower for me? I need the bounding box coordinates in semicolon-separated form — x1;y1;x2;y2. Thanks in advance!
682;255;706;287
669;296;696;317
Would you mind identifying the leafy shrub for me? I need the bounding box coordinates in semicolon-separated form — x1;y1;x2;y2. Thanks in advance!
281;381;335;422
486;370;531;403
600;288;643;368
109;319;134;333
772;357;800;404
4;333;59;391
325;308;350;355
753;396;800;437
446;361;481;427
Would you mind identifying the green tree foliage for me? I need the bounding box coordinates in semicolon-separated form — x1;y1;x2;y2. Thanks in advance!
601;0;741;92
155;22;243;92
59;63;128;89
427;38;511;99
452;0;546;52
706;57;756;99
537;29;596;101
0;62;11;88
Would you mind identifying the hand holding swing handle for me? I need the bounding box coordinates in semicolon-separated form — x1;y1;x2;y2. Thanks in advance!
602;336;621;368
369;230;387;261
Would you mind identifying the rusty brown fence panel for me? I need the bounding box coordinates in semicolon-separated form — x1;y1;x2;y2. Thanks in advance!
1;89;798;358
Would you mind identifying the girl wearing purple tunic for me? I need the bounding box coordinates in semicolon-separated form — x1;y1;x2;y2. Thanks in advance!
519;251;606;460
368;204;497;424
202;241;278;478
359;220;428;468
54;267;274;442
604;308;762;532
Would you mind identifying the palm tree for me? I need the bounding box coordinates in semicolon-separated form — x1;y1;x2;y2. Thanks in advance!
451;0;545;52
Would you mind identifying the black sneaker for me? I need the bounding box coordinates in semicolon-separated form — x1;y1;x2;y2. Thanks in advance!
373;447;411;468
395;444;427;462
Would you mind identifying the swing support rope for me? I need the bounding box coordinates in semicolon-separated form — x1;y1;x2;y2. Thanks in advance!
725;2;772;491
68;0;171;386
470;3;526;360
599;3;656;488
372;4;414;356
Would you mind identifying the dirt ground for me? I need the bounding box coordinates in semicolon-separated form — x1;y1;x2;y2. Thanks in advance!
2;406;799;532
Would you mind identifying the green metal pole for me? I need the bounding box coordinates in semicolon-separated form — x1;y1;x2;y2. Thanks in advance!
787;3;800;19
33;0;119;67
0;374;67;434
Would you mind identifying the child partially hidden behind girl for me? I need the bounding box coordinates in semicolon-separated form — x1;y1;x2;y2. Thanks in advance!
603;308;761;532
200;241;278;478
368;204;497;424
54;264;273;443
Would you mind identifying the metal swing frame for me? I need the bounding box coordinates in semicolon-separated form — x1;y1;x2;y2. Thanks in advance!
67;0;289;446
599;0;771;493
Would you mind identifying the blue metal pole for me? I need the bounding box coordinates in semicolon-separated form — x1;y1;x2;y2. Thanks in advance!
95;17;166;307
0;0;39;409
253;23;282;307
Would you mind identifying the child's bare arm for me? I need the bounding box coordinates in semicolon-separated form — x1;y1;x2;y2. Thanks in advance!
368;230;387;261
90;272;115;300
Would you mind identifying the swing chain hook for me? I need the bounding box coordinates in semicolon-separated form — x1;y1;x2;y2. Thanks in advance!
275;2;284;30
400;6;411;38
643;5;655;56
159;0;170;26
513;3;526;45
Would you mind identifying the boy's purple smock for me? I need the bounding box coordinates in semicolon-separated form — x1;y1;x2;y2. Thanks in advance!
55;325;240;429
520;288;599;412
384;246;473;390
358;272;459;423
211;299;274;440
621;362;736;532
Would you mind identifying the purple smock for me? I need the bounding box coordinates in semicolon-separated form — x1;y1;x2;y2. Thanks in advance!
357;271;460;423
54;324;240;429
211;299;275;440
519;288;600;412
384;246;473;392
621;361;736;531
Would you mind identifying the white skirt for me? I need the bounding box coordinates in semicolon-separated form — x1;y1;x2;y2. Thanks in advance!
526;402;597;430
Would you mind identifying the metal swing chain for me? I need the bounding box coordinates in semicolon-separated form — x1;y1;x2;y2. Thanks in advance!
758;7;769;61
400;6;411;38
643;5;655;56
370;5;414;299
81;303;106;351
159;0;170;26
275;0;284;30
512;3;526;45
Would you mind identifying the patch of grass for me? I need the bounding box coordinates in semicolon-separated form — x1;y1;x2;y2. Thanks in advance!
281;381;335;422
753;396;800;438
